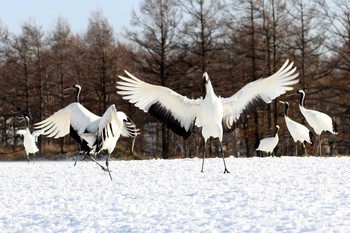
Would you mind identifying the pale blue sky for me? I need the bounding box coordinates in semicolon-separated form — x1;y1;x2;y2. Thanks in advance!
0;0;141;35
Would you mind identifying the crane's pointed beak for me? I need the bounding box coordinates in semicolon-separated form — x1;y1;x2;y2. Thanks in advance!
64;86;75;92
19;117;25;123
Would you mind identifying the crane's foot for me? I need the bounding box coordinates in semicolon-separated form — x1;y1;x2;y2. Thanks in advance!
224;168;230;174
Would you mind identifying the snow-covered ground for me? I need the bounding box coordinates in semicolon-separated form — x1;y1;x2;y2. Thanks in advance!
0;156;349;232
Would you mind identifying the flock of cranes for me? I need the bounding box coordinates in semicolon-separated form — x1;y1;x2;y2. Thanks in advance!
256;91;338;157
16;59;338;179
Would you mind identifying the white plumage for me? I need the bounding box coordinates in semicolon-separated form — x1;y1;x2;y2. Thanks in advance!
297;90;338;156
17;116;43;162
36;85;100;155
117;59;299;172
280;101;313;156
35;85;138;180
256;125;279;155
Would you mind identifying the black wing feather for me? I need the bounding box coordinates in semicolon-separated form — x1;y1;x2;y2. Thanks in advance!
148;101;194;139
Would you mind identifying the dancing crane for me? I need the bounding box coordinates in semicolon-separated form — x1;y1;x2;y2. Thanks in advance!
280;101;313;156
256;125;279;156
297;90;338;156
35;85;139;180
117;59;299;173
64;84;95;158
17;116;43;163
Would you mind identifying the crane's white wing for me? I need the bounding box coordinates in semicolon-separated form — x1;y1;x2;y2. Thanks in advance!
116;111;140;138
35;103;100;138
285;116;313;144
32;130;43;142
95;105;124;153
98;105;123;140
117;71;201;139
221;60;299;130
256;136;279;152
82;105;139;154
16;130;27;136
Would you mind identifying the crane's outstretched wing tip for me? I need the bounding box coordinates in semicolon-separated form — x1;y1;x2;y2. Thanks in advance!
123;70;137;79
279;59;290;71
34;119;49;126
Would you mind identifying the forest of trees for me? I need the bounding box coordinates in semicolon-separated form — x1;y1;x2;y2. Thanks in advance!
0;0;349;160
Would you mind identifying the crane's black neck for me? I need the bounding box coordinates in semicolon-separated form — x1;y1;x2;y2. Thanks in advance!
284;102;289;117
298;91;305;107
275;126;279;136
24;116;30;128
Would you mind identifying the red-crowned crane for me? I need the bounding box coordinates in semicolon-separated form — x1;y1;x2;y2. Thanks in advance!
297;90;338;156
35;85;139;180
280;101;313;156
64;85;97;160
117;60;299;173
16;116;43;163
256;125;279;156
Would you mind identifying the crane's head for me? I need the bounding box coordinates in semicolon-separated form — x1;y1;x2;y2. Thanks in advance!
202;72;210;84
275;125;280;134
24;116;30;126
296;89;305;95
64;84;82;103
64;84;81;92
279;101;290;116
19;115;30;127
279;100;290;109
279;100;288;106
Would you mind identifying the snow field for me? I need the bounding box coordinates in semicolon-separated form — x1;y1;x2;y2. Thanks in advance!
0;156;349;232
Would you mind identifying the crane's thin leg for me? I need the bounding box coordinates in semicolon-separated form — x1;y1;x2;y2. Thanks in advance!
319;135;322;157
220;142;230;174
74;150;81;166
315;135;321;157
74;155;78;166
201;140;207;173
105;154;113;181
90;156;108;171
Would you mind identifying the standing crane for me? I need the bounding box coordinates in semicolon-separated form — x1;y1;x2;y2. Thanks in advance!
117;60;299;173
280;101;313;156
297;90;338;156
256;125;279;156
17;115;43;163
